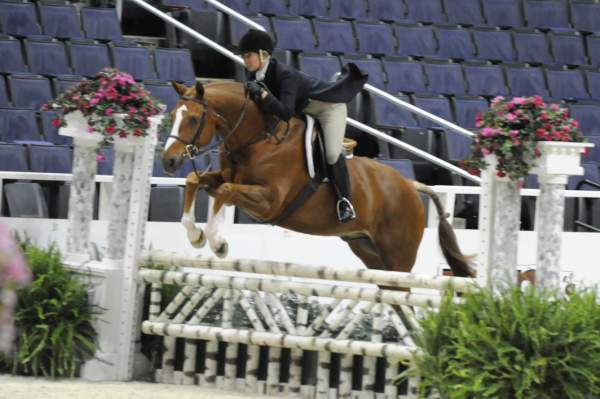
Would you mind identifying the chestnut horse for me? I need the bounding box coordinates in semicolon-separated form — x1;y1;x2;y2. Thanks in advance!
161;81;474;278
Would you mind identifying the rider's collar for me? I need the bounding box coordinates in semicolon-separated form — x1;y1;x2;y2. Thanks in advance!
256;57;270;81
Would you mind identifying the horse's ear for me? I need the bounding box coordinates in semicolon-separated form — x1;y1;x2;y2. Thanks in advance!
172;81;187;97
195;82;205;99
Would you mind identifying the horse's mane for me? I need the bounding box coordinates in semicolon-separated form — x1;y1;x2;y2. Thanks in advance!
204;81;245;97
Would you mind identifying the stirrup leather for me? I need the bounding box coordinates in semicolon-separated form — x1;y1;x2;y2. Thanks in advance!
336;197;357;222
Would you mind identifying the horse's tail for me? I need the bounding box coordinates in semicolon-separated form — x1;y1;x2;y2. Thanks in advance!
413;181;475;278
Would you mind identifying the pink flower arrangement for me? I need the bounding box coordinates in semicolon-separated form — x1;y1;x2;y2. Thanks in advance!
460;96;586;181
42;68;165;145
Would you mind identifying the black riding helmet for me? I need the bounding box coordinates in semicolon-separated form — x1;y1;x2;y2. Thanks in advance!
238;29;275;55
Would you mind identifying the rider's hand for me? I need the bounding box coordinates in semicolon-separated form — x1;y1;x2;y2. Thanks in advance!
245;81;264;101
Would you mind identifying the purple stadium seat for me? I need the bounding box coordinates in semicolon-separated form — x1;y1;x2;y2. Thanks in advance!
504;63;549;98
0;143;28;171
39;2;83;39
405;0;445;23
111;43;157;81
452;95;489;129
570;0;600;33
370;93;417;129
355;21;395;56
271;17;316;52
81;7;124;41
569;100;600;136
69;40;111;78
545;67;589;100
0;107;42;142
550;30;587;66
154;47;196;83
463;61;508;97
367;0;405;22
443;0;485;26
383;57;427;94
423;58;467;95
514;28;553;64
0;0;41;37
8;73;53;109
472;27;516;62
297;52;341;82
28;144;73;173
434;25;475;60
25;39;71;76
481;0;525;27
394;23;437;58
523;0;570;30
413;94;454;129
0;35;27;74
313;18;356;54
341;55;385;90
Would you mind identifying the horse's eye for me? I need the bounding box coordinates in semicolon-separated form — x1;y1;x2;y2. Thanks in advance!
189;116;198;125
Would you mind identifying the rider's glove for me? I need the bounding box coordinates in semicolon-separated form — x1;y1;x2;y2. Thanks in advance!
245;81;265;101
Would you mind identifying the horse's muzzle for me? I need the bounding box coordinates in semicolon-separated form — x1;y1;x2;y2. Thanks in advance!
161;154;184;175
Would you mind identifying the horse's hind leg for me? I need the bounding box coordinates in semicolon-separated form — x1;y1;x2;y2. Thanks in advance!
342;235;386;270
182;175;206;248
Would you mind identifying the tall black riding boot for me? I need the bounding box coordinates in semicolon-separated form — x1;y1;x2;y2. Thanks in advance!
328;155;357;223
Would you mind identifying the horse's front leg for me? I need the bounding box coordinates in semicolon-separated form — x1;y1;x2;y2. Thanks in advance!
214;182;274;220
205;198;229;258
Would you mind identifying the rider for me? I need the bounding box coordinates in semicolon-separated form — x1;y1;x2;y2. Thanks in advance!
238;29;368;223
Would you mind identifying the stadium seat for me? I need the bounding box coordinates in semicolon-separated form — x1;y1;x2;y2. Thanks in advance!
586;34;600;67
154;47;196;83
328;0;368;20
544;66;589;100
504;63;549;98
69;40;111;78
441;129;473;162
40;111;72;145
271;17;316;52
472;27;516;63
569;100;600;136
297;52;341;82
583;68;600;99
0;0;41;37
0;143;28;171
0;76;9;107
144;80;180;111
514;28;553;64
367;0;405;22
376;158;416;179
549;30;587;66
443;0;485;26
583;135;600;163
254;0;291;16
481;0;525;27
96;147;114;175
28;144;72;173
434;25;475;60
568;162;600;190
370;93;417;129
313;18;357;54
463;61;508;97
355;21;396;57
25;38;71;76
0;35;27;74
7;73;53;109
405;0;445;23
523;0;569;30
81;7;124;41
422;58;466;95
394;23;437;58
389;128;439;160
0;108;41;142
383;57;427;94
220;0;255;13
149;185;184;221
288;0;327;17
39;2;83;39
341;55;386;90
111;43;157;81
4;182;48;218
413;94;454;129
228;15;271;48
452;95;489;129
160;0;211;11
570;0;600;33
52;75;84;94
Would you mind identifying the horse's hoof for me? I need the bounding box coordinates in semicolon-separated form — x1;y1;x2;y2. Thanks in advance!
215;242;229;258
188;229;206;249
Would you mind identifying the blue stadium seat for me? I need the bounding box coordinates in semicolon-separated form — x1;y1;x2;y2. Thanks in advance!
39;2;83;39
297;52;341;82
69;40;111;78
549;30;587;66
0;35;27;74
413;94;454;129
0;143;28;171
112;43;156;81
161;0;211;11
149;185;184;221
367;0;405;22
154;47;196;83
28;144;72;173
481;0;525;27
96;147;114;175
504;63;549;97
8;73;53;109
405;0;445;23
383;57;427;93
472;27;516;62
143;80;180;111
25;39;71;76
355;21;395;56
0;107;42;142
570;0;600;33
40;111;72;145
254;0;290;16
583;135;600;163
0;0;41;37
394;23;437;58
463;61;508;97
586;34;600;67
545;67;589;100
523;0;569;29
443;0;485;26
389;128;439;163
0;76;9;107
52;75;84;94
370;93;417;129
4;182;48;218
422;58;466;95
514;28;552;64
442;130;473;162
288;0;328;18
583;68;600;99
452;95;489;129
271;17;316;52
377;158;416;179
569;100;600;136
341;55;385;89
220;0;255;13
328;0;368;20
434;25;475;60
81;7;124;41
313;19;356;54
568;162;600;190
228;15;271;48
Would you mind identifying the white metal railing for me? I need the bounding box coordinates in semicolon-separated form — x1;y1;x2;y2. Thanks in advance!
124;0;481;184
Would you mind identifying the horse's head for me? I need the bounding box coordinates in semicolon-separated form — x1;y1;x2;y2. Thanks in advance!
161;81;219;174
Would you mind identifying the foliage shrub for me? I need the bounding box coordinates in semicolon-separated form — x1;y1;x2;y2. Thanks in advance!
400;286;600;399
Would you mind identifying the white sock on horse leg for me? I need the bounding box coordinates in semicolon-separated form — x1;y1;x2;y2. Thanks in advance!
206;206;228;256
182;199;205;247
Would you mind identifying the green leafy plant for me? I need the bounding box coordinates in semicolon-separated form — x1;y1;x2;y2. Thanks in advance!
399;287;600;398
1;243;99;378
460;96;586;181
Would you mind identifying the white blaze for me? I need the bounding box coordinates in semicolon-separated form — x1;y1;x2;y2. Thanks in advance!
164;104;188;150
